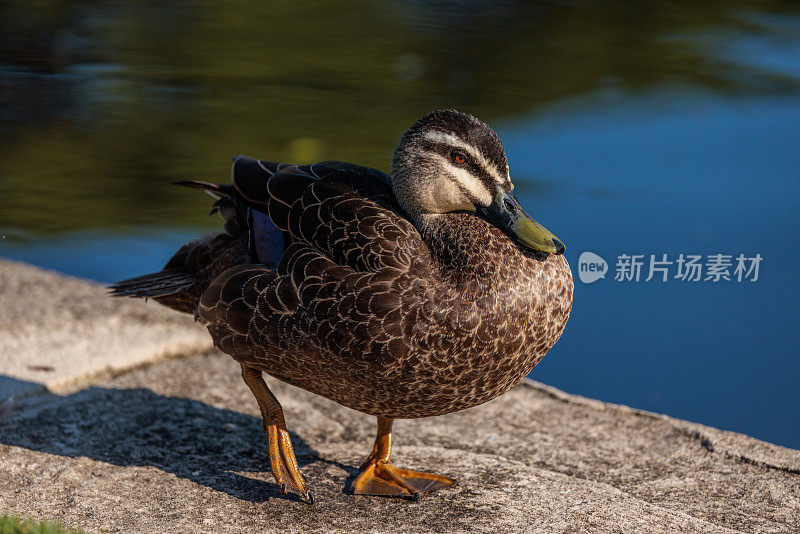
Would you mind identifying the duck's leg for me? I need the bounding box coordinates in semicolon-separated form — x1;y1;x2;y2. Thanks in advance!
350;416;456;500
240;365;313;503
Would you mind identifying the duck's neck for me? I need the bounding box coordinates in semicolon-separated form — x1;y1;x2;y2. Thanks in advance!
416;212;504;292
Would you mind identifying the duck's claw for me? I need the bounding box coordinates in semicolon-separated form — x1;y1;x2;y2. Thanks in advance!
267;424;312;501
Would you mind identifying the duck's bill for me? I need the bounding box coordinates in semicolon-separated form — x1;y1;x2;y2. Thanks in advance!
477;186;565;255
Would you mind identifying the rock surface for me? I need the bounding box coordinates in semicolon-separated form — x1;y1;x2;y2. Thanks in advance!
0;259;211;399
2;351;799;533
0;259;798;533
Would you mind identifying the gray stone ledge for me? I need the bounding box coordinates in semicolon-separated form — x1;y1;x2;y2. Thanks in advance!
0;258;212;401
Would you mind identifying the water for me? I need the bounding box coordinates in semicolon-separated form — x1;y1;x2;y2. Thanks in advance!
2;1;799;447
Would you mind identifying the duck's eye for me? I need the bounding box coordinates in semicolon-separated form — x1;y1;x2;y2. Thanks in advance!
503;198;517;214
451;151;467;166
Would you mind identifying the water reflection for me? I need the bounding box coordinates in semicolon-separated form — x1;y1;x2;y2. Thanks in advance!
1;1;798;233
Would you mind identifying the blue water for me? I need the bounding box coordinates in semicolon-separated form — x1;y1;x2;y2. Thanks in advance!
503;88;800;448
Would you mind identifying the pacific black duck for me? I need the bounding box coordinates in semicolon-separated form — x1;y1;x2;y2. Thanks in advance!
111;109;573;502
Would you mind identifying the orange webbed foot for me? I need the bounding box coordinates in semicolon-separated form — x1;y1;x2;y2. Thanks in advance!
351;459;456;499
350;417;456;500
267;424;314;503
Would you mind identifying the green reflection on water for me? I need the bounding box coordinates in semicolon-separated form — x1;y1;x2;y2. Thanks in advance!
1;0;798;235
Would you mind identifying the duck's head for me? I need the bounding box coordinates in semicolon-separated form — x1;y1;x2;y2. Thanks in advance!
390;109;565;255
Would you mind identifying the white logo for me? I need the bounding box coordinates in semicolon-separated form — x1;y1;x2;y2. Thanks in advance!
578;251;608;284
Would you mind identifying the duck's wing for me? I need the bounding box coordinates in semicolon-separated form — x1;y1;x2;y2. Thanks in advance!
198;158;434;366
231;156;394;201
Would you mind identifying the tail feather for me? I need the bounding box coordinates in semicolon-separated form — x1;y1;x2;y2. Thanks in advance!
172;180;240;221
110;178;253;313
109;269;196;298
171;180;231;199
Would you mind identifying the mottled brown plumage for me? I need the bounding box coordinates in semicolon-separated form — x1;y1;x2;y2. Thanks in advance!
111;109;573;501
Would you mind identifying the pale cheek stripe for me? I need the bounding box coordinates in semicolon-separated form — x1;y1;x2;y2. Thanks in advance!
431;154;493;206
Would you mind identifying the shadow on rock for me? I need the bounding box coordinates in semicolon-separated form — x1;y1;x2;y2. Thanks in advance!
0;386;333;503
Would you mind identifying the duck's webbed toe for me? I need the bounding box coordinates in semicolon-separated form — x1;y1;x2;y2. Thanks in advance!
352;461;456;500
267;423;314;503
350;417;457;500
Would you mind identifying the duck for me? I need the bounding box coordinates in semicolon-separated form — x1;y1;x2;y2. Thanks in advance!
111;109;573;502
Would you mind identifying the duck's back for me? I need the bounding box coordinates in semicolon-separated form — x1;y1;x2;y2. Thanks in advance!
111;156;399;310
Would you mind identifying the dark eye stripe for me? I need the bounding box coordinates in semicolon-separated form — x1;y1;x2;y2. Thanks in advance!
421;139;505;193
